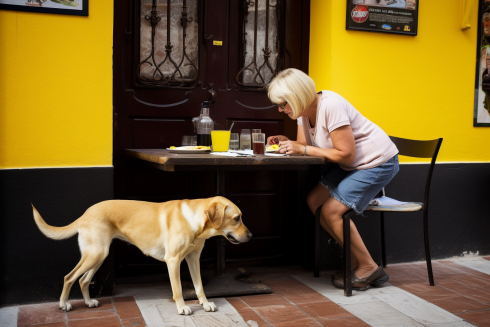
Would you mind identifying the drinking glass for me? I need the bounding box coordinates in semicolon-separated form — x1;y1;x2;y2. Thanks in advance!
252;129;261;134
240;129;251;150
211;130;231;152
190;135;197;146
182;135;191;146
252;133;265;155
229;133;239;150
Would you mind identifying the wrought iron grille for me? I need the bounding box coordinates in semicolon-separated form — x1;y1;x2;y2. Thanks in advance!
237;0;283;91
138;0;199;87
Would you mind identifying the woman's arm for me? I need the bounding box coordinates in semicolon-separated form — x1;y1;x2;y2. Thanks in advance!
279;125;356;164
306;126;356;164
296;125;307;146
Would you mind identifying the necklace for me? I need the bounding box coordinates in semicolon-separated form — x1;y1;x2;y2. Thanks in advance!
308;95;321;146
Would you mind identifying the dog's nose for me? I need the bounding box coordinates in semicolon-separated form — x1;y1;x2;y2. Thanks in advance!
247;232;253;239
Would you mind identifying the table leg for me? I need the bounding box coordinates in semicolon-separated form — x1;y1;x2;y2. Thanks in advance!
182;170;272;299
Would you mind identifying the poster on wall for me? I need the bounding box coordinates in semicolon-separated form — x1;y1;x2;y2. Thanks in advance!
346;0;418;36
474;0;490;126
0;0;88;16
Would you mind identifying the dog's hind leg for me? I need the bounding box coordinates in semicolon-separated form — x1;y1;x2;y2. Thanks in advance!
59;254;104;311
79;260;104;308
185;245;216;312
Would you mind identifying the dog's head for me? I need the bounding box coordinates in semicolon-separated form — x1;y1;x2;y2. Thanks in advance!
204;196;252;244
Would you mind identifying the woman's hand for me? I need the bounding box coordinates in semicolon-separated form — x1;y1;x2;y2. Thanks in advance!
279;140;304;155
267;135;289;145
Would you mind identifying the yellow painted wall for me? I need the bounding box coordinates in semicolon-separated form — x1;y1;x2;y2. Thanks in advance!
310;0;488;162
0;1;113;169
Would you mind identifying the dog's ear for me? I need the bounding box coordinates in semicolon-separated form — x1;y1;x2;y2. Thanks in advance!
204;200;228;230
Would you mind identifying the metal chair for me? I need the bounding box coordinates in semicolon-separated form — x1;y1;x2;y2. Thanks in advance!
314;136;443;296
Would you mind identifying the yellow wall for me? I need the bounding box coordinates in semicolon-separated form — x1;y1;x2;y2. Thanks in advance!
310;0;488;162
0;1;113;169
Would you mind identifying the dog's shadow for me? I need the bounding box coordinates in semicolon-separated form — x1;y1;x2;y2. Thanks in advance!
114;283;250;326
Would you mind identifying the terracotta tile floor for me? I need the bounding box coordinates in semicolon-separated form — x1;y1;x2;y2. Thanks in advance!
2;257;490;326
15;296;144;327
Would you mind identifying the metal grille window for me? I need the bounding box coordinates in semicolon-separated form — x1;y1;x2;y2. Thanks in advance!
139;0;199;87
237;0;283;91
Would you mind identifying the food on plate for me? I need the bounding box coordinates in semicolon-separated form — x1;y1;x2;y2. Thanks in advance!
169;146;211;150
266;144;279;152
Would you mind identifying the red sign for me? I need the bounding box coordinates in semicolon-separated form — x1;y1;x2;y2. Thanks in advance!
351;5;369;23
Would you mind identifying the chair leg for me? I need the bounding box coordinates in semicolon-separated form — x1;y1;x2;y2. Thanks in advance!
343;210;354;297
380;211;387;268
423;213;435;286
314;205;322;278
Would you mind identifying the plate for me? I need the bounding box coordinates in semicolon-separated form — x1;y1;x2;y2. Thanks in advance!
167;147;211;154
265;149;280;153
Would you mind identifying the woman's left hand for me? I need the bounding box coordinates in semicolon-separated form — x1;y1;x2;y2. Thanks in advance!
279;140;303;155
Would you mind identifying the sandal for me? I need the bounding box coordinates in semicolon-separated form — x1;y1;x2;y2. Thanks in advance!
332;266;389;291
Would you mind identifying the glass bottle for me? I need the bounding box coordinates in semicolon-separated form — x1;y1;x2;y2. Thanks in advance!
197;102;213;146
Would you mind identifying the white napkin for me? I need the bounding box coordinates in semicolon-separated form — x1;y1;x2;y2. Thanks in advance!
210;151;242;157
369;196;408;206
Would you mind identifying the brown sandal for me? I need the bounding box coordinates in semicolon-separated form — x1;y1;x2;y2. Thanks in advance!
332;266;389;290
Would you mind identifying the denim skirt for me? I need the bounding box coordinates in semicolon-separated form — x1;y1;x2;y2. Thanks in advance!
320;155;400;214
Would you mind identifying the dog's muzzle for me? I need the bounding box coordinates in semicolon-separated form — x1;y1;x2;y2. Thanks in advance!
226;232;252;244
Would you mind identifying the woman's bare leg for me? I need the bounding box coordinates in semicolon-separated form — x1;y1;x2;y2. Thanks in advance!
307;184;358;268
320;196;378;278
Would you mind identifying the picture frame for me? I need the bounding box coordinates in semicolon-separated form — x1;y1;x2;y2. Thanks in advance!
0;0;88;16
474;0;490;127
346;0;418;36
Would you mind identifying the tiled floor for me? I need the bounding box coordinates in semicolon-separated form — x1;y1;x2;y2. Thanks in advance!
1;257;490;327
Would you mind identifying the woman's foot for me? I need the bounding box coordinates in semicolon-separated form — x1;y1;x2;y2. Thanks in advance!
332;266;389;290
332;256;359;280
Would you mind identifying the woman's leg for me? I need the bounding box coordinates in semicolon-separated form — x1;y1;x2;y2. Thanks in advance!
307;184;358;268
320;196;378;278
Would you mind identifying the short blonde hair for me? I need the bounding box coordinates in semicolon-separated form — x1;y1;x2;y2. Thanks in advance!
267;68;316;119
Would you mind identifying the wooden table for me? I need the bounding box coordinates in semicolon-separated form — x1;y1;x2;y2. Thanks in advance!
125;149;326;298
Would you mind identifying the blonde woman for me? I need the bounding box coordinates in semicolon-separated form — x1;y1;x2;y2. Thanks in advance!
267;68;399;290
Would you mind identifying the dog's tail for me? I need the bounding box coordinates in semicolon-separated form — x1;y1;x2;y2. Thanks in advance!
32;204;79;240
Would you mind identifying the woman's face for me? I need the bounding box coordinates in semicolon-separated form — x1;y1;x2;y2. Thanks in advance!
277;102;294;119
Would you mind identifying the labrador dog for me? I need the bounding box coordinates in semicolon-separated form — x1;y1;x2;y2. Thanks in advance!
32;196;251;315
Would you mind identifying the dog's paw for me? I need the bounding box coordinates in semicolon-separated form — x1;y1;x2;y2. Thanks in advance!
59;302;72;312
178;305;192;315
85;299;99;308
203;302;217;312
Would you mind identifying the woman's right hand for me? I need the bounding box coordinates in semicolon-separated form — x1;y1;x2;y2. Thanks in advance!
267;135;289;145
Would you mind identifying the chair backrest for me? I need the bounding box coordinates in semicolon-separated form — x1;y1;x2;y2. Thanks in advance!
389;136;442;159
388;136;443;218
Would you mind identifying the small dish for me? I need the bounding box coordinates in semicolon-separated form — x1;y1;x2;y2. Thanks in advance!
167;146;211;154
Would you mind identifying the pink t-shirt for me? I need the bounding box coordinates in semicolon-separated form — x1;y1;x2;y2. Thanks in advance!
298;91;398;171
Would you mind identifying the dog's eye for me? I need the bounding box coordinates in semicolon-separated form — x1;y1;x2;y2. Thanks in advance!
234;216;240;221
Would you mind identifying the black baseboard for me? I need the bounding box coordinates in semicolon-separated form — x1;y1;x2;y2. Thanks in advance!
0;167;114;307
302;162;490;270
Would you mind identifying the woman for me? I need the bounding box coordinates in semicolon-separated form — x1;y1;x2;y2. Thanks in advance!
267;68;399;290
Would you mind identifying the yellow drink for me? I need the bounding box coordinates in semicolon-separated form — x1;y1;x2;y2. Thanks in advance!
211;130;231;152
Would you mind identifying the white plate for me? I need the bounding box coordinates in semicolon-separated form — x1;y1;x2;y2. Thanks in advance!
167;147;211;154
265;149;280;153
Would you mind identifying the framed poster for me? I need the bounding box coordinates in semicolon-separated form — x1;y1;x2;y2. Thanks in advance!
474;0;490;126
346;0;418;36
0;0;88;16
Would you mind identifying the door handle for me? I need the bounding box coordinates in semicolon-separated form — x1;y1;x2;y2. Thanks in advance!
207;84;217;103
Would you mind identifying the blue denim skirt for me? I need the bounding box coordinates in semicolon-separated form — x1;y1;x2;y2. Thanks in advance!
320;155;400;214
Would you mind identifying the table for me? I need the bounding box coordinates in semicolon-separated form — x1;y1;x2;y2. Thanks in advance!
125;149;326;299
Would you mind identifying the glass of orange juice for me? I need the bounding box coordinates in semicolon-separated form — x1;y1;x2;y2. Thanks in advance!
211;130;231;152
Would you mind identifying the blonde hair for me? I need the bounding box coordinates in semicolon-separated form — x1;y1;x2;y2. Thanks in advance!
267;68;316;119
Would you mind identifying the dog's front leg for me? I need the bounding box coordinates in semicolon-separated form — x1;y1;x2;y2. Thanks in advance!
166;256;192;315
185;247;216;312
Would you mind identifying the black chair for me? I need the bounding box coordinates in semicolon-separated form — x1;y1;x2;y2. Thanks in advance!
314;136;443;296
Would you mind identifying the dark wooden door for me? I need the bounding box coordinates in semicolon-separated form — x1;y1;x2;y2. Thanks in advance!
113;0;310;277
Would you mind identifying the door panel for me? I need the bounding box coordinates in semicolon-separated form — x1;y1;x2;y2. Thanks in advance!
114;0;310;276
